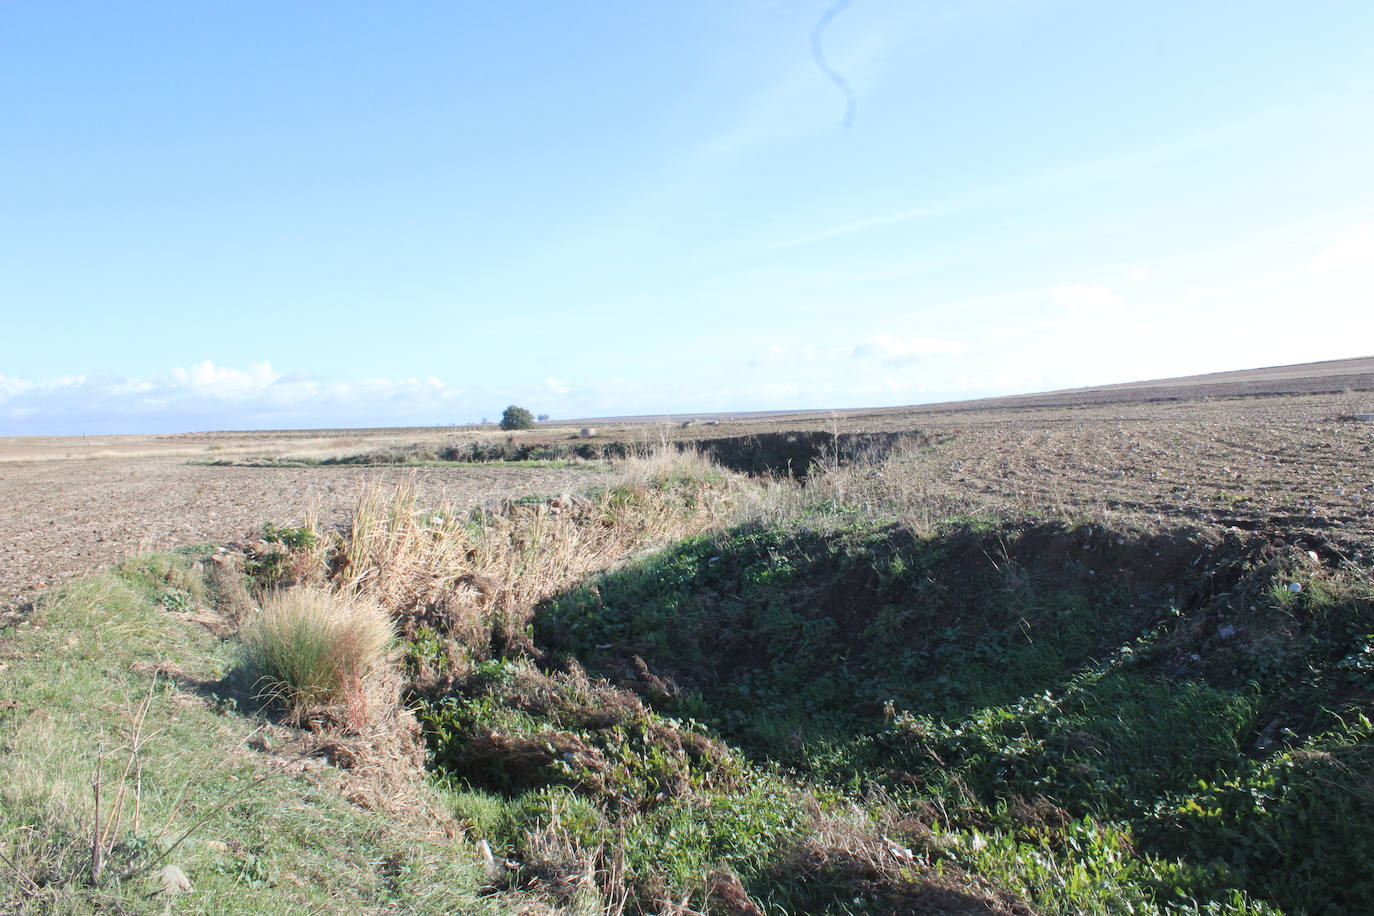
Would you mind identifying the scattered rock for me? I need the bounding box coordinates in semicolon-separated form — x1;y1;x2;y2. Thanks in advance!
478;839;500;883
158;864;193;896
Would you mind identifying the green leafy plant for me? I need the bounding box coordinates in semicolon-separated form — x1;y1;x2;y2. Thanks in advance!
261;521;318;551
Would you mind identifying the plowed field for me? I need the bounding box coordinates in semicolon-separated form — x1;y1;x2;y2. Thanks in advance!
3;356;1372;609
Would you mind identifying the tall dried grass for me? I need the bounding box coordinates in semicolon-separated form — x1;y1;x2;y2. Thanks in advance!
743;435;1012;536
612;444;721;490
334;446;740;654
242;587;395;724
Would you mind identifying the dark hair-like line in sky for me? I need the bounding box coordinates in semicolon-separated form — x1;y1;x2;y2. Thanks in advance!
811;0;858;129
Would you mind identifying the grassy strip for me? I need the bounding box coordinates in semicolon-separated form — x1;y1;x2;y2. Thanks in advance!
192;457;601;470
190;437;638;469
0;553;507;915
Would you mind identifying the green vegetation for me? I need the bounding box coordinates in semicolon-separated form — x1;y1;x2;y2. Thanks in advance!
418;660;813;895
0;555;498;915
7;449;1372;914
243;522;330;592
260;521;318;552
530;514;1374;915
500;405;536;431
193;441;619;468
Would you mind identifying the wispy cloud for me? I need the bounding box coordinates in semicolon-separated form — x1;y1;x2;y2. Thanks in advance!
743;341;851;369
756;115;1269;257
0;361;471;435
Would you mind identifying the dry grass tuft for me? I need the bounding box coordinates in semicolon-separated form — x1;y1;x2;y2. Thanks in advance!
773;802;1036;915
296;684;429;812
612;444;720;490
241;587;395;727
334;447;738;655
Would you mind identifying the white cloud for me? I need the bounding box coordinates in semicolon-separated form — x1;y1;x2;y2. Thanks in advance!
1311;230;1374;272
545;378;571;396
852;334;965;364
0;361;475;434
0;374;86;398
1048;283;1126;312
0;375;35;398
1125;266;1152;283
169;360;282;398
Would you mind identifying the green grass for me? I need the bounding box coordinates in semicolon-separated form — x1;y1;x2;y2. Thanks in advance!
416;657;812;904
530;515;1374;915
9;470;1373;914
0;554;502;915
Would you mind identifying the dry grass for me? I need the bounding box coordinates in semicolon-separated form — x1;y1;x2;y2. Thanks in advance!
333;447;740;655
743;439;948;530
241;587;395;726
612;444;720;489
763;799;1037;915
745;435;1115;538
214;447;744;825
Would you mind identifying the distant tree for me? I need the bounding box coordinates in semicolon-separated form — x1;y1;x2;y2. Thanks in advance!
500;405;536;430
536;414;550;423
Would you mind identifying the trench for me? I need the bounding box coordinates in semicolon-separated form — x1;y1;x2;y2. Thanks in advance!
325;430;931;478
414;517;1374;914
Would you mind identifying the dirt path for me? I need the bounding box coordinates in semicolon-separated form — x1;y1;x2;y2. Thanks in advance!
0;458;604;607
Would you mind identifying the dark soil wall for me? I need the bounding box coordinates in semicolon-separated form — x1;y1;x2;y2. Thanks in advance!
694;430;930;477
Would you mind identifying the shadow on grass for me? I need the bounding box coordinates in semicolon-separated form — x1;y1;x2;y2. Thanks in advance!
530;516;1374;915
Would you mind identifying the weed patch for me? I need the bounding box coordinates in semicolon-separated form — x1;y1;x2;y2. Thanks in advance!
533;514;1372;914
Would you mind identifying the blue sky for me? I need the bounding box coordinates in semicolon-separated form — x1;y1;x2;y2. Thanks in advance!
3;0;1372;434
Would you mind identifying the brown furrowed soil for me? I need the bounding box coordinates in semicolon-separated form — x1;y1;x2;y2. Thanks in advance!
901;393;1374;559
0;458;605;608
3;356;1372;609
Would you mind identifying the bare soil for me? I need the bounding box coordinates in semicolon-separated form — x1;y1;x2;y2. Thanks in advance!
0;458;604;607
905;392;1374;555
3;356;1372;608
